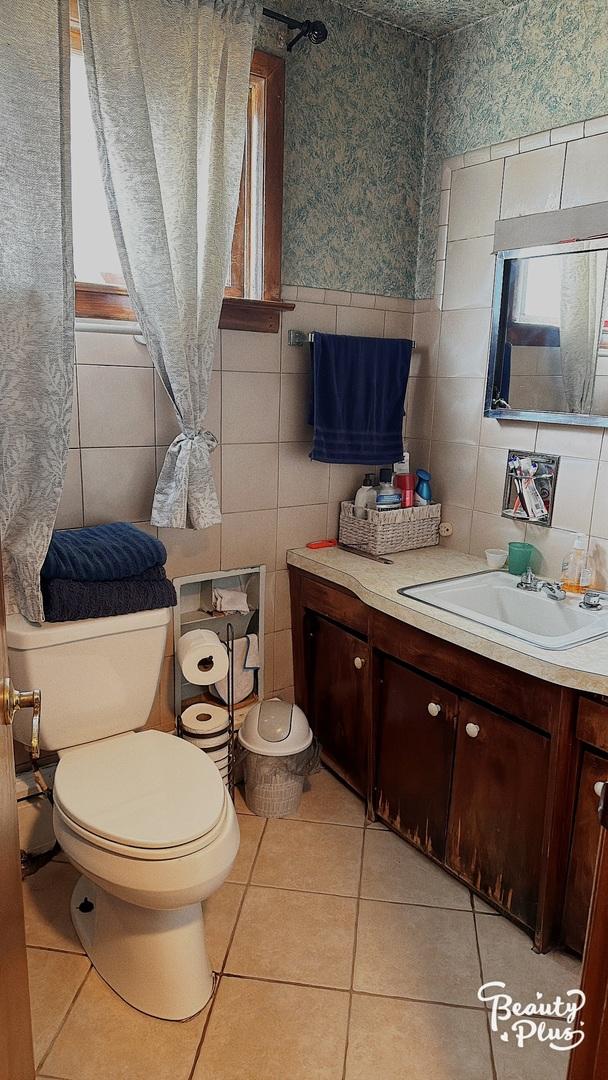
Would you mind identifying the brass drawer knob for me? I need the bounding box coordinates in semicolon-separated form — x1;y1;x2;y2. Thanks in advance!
353;656;365;670
594;781;606;799
465;722;480;739
427;702;441;717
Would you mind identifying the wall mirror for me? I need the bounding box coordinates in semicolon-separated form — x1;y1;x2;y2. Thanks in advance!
485;238;608;426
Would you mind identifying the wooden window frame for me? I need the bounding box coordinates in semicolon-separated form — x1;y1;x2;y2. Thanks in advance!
70;2;292;332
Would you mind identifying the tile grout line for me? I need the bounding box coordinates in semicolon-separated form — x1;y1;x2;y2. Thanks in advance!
36;961;93;1074
341;823;367;1080
187;814;269;1080
471;906;499;1080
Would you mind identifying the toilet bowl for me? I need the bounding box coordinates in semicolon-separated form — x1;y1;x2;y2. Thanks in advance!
7;607;240;1020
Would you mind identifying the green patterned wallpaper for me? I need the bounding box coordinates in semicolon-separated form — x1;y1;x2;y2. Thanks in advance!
417;0;608;296
277;1;430;298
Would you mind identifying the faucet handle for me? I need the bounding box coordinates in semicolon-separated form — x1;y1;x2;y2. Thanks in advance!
517;567;537;590
581;590;603;610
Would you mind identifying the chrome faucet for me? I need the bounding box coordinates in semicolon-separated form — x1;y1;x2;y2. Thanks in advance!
517;569;566;600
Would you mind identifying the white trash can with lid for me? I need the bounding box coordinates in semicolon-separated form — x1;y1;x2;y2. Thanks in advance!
238;698;318;817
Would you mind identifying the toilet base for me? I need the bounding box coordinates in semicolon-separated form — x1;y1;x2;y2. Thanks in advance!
71;876;213;1020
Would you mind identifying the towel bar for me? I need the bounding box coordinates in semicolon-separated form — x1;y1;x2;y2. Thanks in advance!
287;329;415;347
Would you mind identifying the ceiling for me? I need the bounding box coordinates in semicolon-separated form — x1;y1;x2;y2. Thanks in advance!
339;0;525;37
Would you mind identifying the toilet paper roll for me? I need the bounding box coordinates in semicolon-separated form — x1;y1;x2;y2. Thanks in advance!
177;630;229;686
180;702;230;738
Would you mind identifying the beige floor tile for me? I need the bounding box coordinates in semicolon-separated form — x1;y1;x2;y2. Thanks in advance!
226;886;357;989
491;1020;571;1080
473;894;500;915
252;819;363;896
360;830;471;909
226;814;265;883
345;994;492;1080
288;769;365;827
194;976;349;1079
43;970;207;1080
27;947;90;1067
354;901;481;1006
23;861;84;953
204;883;245;973
365;818;388;830
476;914;581;1007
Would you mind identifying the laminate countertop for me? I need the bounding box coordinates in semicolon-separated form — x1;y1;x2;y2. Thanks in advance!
287;545;608;696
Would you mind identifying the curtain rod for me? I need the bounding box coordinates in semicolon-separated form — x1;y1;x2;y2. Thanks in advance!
262;7;328;51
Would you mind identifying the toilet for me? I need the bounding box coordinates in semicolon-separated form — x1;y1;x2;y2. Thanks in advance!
7;607;239;1021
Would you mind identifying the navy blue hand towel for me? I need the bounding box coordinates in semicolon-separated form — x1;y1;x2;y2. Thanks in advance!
41;565;177;622
309;332;412;464
42;523;167;582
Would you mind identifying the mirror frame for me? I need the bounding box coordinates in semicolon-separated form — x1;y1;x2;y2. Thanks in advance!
485;238;608;428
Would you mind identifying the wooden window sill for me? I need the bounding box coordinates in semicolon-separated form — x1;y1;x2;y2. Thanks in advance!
75;284;294;333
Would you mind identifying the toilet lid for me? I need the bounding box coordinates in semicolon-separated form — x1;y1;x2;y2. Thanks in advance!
53;730;225;850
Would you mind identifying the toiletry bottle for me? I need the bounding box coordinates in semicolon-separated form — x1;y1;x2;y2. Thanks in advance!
375;468;402;511
393;452;410;478
414;469;432;506
560;533;588;594
354;473;376;519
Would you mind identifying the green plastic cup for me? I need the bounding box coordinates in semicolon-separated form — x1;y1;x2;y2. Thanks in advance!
508;541;536;576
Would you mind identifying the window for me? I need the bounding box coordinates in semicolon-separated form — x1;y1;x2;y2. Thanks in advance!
512;256;561;327
70;3;289;331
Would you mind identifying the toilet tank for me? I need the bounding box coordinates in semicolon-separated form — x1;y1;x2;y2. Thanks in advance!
7;608;171;751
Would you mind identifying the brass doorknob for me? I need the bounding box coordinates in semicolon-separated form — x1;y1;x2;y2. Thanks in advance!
2;679;42;759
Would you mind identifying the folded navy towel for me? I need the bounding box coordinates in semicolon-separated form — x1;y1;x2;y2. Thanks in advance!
41;565;177;622
42;523;167;582
309;332;412;464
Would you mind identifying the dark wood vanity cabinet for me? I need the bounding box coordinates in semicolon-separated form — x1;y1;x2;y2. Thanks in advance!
446;700;550;928
375;657;457;861
304;610;370;797
288;565;600;952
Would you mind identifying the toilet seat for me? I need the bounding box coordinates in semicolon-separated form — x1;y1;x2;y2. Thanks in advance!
54;729;225;856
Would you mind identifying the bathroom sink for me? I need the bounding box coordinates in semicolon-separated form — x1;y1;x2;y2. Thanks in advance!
399;571;608;651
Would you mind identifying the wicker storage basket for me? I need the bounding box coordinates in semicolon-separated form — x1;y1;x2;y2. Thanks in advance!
339;500;441;556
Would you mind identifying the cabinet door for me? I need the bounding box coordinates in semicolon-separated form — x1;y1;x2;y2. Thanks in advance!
375;657;458;859
447;699;550;928
305;612;370;796
562;750;608;955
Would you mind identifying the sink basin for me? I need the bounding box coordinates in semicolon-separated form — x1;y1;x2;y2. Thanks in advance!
399;571;608;651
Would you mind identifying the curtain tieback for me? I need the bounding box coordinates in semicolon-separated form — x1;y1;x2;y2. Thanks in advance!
180;429;219;453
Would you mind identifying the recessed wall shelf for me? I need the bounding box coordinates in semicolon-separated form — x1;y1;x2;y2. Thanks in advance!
501;449;560;528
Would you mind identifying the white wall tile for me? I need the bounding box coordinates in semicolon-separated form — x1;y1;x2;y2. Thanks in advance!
350;292;376;308
403;437;431;472
328;463;370;503
501;144;565;218
222;444;278;513
562;132;608;207
438;188;450;226
81;446;156;525
274;569;291;631
551;457;599;533
438;504;473;552
437;308;492;378
411;311;440;377
159;525;221;579
77;366;154;447
490;138;520;159
276;505;328;569
429;441;479;509
480;417;538;449
432;377;484;445
591;461;608;538
473;446;508;515
75;331;151;367
585;115;608;137
222;372;280;443
55;450;84;529
524;523;580;578
279;373;311;442
404;377;435;439
221;329;281;372
384;310;414;340
602;430;608;461
463;146;491;167
274;628;294;690
221;508;278;571
278;443;330;507
448;159;504;242
469;511;526;558
265;570;276;633
281;302;336;373
519;130;551;153
324;290;351;306
536;423;604;460
296;286;325;302
551;121;584;144
69;379;80;448
336;306;385;337
443;237;495;310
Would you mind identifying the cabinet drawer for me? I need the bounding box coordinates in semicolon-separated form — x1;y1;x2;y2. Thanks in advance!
577;697;608;754
375;656;458;859
300;575;368;636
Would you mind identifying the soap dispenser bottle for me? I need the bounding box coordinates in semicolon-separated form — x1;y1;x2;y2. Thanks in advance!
560;533;588;594
354;473;377;519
